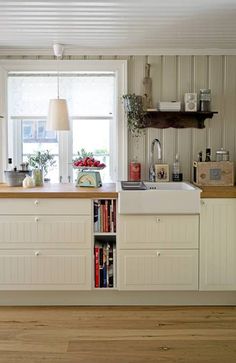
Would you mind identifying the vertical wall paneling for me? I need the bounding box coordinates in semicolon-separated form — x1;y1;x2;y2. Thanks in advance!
145;56;163;179
192;56;208;162
178;56;193;181
225;56;236;177
208;56;224;156
161;56;177;167
128;56;146;179
0;66;7;182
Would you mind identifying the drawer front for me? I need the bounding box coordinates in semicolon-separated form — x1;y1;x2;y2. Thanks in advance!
119;215;199;249
0;198;91;215
0;215;92;248
0;249;91;290
119;249;198;291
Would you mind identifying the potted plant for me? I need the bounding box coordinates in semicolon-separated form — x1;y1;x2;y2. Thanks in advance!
27;150;56;181
122;94;146;135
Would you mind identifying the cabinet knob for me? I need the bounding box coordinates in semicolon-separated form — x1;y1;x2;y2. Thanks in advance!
156;251;161;257
156;217;161;223
35;251;40;256
34;200;39;206
35;217;40;223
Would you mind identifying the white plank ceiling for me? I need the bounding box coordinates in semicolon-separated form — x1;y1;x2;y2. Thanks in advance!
0;0;236;54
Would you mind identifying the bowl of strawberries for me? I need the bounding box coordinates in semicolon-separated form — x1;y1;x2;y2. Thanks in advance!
73;156;106;170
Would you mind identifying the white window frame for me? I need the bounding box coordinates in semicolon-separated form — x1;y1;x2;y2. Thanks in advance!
0;59;128;182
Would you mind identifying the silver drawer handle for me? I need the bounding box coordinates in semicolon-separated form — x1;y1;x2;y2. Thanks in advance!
156;251;161;257
35;217;40;222
34;200;39;206
156;217;161;223
35;251;40;256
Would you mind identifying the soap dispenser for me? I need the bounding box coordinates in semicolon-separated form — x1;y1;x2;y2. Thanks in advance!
172;154;183;182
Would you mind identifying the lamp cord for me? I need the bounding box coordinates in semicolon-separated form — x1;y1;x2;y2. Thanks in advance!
57;56;59;99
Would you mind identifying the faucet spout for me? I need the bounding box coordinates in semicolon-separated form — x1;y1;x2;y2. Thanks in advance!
149;138;162;181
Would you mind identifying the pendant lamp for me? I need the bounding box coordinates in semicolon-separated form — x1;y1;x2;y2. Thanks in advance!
47;44;70;131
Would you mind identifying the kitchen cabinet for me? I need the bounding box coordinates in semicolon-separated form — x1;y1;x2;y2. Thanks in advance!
200;199;236;291
0;199;92;290
118;214;199;290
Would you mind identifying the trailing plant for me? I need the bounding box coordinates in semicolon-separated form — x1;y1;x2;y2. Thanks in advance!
122;94;146;135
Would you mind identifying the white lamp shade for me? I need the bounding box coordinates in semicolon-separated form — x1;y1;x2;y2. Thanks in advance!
47;99;70;130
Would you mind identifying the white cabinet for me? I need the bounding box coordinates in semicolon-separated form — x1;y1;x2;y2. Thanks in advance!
119;215;198;249
200;199;236;291
0;249;91;290
0;199;92;290
118;214;199;291
119;250;198;290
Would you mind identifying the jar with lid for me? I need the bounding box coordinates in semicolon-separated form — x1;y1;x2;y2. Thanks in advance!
216;148;229;162
199;89;211;111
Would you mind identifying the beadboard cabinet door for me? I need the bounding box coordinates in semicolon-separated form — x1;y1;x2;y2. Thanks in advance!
119;215;199;249
119;249;198;290
0;249;91;290
0;215;91;248
200;199;236;291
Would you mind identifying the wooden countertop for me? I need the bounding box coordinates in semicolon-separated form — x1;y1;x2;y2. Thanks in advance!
0;183;235;199
200;185;236;198
0;183;118;198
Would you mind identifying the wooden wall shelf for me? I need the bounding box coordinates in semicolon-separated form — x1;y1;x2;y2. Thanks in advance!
140;111;217;129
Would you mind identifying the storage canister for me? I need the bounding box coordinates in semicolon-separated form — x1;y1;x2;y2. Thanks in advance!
199;89;211;111
216;148;229;162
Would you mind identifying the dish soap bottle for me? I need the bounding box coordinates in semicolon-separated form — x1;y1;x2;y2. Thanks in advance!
172;154;183;182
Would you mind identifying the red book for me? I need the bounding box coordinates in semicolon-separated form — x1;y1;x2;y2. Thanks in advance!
94;247;99;288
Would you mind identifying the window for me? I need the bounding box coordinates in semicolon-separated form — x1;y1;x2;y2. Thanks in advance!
7;69;122;183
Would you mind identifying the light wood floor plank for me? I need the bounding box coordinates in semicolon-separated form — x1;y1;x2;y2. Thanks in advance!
0;306;235;363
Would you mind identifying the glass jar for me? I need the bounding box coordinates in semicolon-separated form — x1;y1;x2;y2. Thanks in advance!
32;168;43;186
216;148;229;162
199;89;211;111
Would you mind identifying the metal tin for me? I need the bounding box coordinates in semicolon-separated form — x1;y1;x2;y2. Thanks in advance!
199;89;211;111
216;148;229;162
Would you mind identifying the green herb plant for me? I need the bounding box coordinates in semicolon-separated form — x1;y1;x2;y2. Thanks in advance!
122;94;146;136
27;150;56;177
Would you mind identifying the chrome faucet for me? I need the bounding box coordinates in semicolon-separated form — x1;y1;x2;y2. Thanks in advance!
149;138;162;181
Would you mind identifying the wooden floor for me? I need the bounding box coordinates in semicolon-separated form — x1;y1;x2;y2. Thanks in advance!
0;306;235;363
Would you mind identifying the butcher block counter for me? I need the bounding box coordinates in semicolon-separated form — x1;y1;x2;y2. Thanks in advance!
0;183;118;198
0;183;235;198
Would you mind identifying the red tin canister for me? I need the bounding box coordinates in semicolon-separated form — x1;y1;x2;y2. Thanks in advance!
129;161;141;181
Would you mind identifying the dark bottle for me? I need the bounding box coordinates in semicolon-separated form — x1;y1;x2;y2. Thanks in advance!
205;148;211;162
198;151;203;162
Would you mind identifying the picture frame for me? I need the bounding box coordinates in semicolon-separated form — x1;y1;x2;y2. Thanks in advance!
155;164;169;182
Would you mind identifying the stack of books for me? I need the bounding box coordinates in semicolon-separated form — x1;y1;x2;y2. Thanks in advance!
94;199;116;233
158;101;181;111
94;242;116;288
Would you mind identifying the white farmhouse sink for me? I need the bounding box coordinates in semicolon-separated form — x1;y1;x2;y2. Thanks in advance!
117;181;201;214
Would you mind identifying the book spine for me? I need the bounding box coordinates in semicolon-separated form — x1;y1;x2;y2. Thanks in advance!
94;246;99;288
105;200;108;232
113;246;116;288
113;199;116;233
99;247;104;287
94;200;98;232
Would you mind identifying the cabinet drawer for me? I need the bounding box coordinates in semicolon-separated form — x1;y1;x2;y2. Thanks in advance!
0;198;91;215
0;215;92;248
119;215;199;249
119;249;198;291
0;249;91;290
